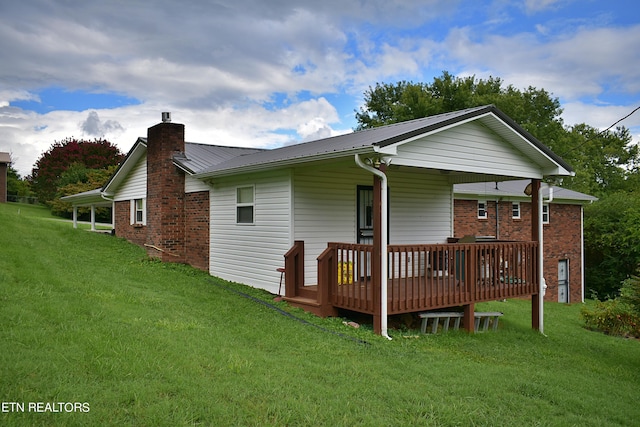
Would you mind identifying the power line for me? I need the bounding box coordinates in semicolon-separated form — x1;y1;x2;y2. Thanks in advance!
559;104;640;157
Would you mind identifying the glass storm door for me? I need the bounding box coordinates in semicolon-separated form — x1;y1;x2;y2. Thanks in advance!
558;259;569;303
357;186;374;244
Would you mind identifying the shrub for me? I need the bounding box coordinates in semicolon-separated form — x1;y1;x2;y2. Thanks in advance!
581;274;640;338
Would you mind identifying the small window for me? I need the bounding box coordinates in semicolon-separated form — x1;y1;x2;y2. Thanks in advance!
512;202;521;219
236;186;254;224
542;204;550;224
131;198;146;225
478;201;487;219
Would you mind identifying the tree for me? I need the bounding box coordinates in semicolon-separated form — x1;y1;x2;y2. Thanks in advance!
355;71;565;148
584;191;640;297
6;165;33;201
50;164;118;220
29;138;124;204
555;125;638;198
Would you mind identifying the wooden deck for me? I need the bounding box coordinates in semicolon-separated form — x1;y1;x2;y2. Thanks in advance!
285;240;539;320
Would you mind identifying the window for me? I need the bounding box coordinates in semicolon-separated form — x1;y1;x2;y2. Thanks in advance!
236;186;254;224
512;202;521;219
542;203;550;224
478;201;487;219
131;198;146;225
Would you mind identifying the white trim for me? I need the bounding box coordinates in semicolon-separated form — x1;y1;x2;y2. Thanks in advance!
236;185;255;225
478;200;488;219
131;198;146;225
512;201;521;219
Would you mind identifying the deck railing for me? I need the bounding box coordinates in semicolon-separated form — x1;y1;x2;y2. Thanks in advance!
325;241;539;315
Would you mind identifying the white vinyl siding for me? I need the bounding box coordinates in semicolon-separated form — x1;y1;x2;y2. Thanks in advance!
209;169;292;293
293;162;370;285
387;168;452;244
293;162;453;285
185;174;210;193
392;121;543;178
113;156;146;201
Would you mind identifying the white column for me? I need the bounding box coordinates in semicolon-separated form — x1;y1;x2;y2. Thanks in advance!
90;205;96;231
73;206;78;229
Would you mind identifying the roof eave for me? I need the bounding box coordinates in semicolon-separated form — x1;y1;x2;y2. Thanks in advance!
193;146;375;180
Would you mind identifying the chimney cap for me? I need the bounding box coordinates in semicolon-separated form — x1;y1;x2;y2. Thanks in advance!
161;112;172;123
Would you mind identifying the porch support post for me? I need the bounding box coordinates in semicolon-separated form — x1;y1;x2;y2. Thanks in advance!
530;179;541;331
90;204;96;231
72;206;78;229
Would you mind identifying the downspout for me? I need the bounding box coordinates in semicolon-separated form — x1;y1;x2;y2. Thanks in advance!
355;154;392;340
538;185;545;335
538;183;555;336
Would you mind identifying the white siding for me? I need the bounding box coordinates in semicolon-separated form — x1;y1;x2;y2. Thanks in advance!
113;156;146;201
209;169;292;293
292;162;453;285
293;162;371;285
185;174;210;193
393;121;542;178
387;168;452;244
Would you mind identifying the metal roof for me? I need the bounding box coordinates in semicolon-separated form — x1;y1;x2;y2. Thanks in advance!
175;142;265;174
193;105;573;178
454;179;597;203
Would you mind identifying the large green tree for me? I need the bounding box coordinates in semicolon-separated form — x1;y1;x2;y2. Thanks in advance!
355;71;565;148
29;138;124;204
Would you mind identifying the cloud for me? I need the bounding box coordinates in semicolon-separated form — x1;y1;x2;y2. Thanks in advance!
79;111;124;137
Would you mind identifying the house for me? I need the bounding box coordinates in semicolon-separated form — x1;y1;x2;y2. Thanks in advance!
453;181;596;304
63;105;574;336
0;152;10;203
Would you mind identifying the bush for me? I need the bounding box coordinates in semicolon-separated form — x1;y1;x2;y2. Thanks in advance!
581;274;640;338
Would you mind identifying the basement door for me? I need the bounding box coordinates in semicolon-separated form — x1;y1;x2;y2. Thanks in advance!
558;259;569;303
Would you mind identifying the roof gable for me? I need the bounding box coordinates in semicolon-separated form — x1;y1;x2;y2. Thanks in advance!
194;105;572;179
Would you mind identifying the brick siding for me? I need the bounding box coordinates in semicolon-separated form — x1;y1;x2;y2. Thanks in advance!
454;199;583;303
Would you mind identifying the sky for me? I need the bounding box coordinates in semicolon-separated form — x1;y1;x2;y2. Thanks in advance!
1;0;639;177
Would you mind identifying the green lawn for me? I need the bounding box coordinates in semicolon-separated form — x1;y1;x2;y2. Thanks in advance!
1;202;639;426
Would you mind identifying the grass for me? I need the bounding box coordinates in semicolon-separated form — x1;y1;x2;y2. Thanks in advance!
1;202;639;426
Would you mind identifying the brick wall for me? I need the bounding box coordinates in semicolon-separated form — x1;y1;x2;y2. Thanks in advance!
454;199;584;303
185;191;210;271
114;200;147;246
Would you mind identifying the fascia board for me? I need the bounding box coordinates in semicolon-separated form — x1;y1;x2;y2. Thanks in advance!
193;147;375;180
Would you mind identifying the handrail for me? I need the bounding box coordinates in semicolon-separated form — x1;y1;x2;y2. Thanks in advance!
284;240;304;297
322;241;539;315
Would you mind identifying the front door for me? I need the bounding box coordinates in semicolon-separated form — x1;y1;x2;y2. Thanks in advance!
357;186;373;244
558;259;569;303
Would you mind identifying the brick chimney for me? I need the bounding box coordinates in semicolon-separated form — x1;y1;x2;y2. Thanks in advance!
145;113;186;263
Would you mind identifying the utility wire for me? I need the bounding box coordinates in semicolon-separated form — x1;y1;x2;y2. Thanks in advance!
558;105;640;157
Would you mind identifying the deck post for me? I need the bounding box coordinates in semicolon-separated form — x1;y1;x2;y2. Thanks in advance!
463;303;475;332
530;179;541;330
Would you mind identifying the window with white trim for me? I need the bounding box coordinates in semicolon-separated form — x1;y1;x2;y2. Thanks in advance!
542;203;550;224
131;198;146;225
478;201;487;219
512;202;521;219
236;186;255;224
